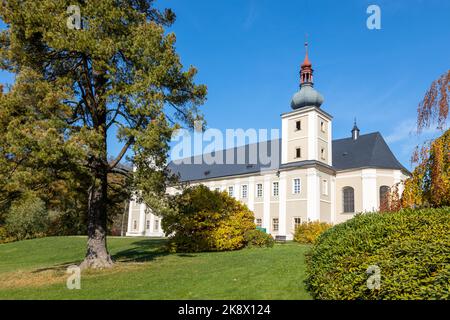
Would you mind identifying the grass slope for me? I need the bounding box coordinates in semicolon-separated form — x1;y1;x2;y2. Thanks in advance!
0;237;311;300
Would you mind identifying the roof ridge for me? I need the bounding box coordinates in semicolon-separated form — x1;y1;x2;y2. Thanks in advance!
333;131;379;142
368;132;382;165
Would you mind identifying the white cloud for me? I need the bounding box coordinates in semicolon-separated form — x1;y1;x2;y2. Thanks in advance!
385;118;442;144
385;119;416;143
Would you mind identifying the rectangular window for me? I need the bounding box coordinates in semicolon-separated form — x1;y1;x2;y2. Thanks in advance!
133;220;137;230
296;120;301;131
241;185;248;198
296;148;301;159
293;217;302;230
320;120;325;132
321;148;325;160
154;219;159;232
322;179;328;195
146;220;150;230
256;218;262;228
228;186;234;197
272;218;279;232
293;178;301;194
257;183;263;198
272;182;279;197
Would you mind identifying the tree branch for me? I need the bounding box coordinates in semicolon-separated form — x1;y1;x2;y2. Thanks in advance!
109;136;135;170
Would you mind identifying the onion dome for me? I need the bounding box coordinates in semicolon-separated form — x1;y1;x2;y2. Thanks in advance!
291;42;324;109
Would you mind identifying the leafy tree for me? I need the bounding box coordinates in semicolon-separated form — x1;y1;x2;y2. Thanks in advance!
416;70;449;133
402;70;449;208
0;0;206;268
5;192;50;241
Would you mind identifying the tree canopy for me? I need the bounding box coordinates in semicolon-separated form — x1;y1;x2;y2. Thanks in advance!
402;70;449;208
0;0;206;268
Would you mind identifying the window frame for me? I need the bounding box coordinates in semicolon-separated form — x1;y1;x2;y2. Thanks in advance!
379;185;391;210
322;179;328;195
241;184;248;198
272;218;279;232
272;181;279;197
295;147;301;159
293;217;302;230
343;186;355;213
228;186;234;197
292;178;301;194
321;148;325;160
256;183;263;198
320;120;326;132
295;120;302;131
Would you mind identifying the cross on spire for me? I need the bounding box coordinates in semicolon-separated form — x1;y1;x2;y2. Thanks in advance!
300;40;313;85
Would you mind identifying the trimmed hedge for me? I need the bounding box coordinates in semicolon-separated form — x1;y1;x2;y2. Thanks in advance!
306;207;450;300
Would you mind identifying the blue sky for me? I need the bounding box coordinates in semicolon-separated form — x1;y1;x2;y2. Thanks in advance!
1;0;449;170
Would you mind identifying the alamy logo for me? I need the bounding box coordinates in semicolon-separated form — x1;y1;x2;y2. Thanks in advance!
66;265;81;290
171;121;280;169
67;5;81;30
366;265;381;290
366;5;381;30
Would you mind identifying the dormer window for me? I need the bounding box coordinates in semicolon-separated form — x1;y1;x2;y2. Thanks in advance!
296;148;301;159
296;120;301;131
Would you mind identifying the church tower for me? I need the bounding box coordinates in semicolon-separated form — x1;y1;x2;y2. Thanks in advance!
281;42;332;167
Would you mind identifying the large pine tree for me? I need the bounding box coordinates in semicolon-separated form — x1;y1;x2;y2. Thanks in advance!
0;0;206;268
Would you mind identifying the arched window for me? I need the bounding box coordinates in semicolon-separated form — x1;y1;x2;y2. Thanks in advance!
379;186;391;211
343;187;355;213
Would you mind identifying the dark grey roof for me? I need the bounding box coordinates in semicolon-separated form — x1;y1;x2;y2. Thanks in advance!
332;132;408;172
168;140;281;182
168;132;408;182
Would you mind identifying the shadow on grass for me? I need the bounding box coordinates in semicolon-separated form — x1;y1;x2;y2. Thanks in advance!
112;238;170;263
32;262;80;273
32;238;197;272
31;238;170;272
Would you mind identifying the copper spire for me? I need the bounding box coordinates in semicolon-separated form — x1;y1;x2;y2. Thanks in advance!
302;42;312;67
300;41;313;85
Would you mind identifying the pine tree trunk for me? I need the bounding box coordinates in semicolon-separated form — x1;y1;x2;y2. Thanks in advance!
80;163;114;269
80;98;113;269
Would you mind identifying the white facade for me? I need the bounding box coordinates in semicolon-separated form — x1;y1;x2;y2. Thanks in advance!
127;47;410;239
126;105;409;239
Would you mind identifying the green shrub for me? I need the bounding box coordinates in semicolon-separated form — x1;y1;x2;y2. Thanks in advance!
306;207;450;300
0;226;15;244
244;229;275;248
294;221;333;244
4;194;50;241
163;185;257;252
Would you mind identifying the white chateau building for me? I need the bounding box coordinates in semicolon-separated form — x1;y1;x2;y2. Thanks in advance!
126;44;410;240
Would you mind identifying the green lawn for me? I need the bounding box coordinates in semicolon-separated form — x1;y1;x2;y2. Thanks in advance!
0;236;312;299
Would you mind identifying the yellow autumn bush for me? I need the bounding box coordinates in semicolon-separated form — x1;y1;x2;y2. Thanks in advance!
294;220;332;244
163;185;267;252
